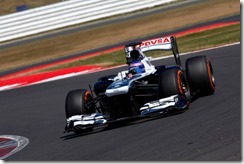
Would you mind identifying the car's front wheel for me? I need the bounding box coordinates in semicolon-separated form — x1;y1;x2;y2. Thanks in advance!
65;89;95;118
65;89;95;133
159;68;191;105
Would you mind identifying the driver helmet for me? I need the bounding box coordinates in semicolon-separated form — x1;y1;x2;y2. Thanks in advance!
129;59;145;75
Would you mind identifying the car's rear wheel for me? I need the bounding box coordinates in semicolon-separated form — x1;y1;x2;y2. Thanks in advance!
159;68;190;105
185;55;215;96
94;75;116;96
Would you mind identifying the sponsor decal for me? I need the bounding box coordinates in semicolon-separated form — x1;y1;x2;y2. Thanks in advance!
139;37;170;47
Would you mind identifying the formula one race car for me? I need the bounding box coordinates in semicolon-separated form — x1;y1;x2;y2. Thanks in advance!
64;36;215;133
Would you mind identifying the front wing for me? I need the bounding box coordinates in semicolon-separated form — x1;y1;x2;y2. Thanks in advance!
64;94;188;133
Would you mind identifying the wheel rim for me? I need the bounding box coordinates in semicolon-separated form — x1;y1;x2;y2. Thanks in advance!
207;59;215;90
177;70;185;95
178;70;190;101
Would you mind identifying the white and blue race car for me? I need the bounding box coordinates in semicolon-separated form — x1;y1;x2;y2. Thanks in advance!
64;36;215;133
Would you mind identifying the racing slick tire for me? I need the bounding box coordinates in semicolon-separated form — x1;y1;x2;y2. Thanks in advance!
65;89;95;118
159;68;190;101
185;55;215;96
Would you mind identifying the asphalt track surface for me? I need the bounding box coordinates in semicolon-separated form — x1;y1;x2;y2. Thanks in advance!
0;43;241;161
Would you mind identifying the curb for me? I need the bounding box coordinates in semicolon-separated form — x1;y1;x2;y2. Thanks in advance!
0;65;101;91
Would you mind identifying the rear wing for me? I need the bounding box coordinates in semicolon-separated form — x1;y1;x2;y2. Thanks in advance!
124;36;181;66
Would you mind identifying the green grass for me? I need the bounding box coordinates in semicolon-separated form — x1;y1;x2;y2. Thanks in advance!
177;23;240;52
41;23;240;72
